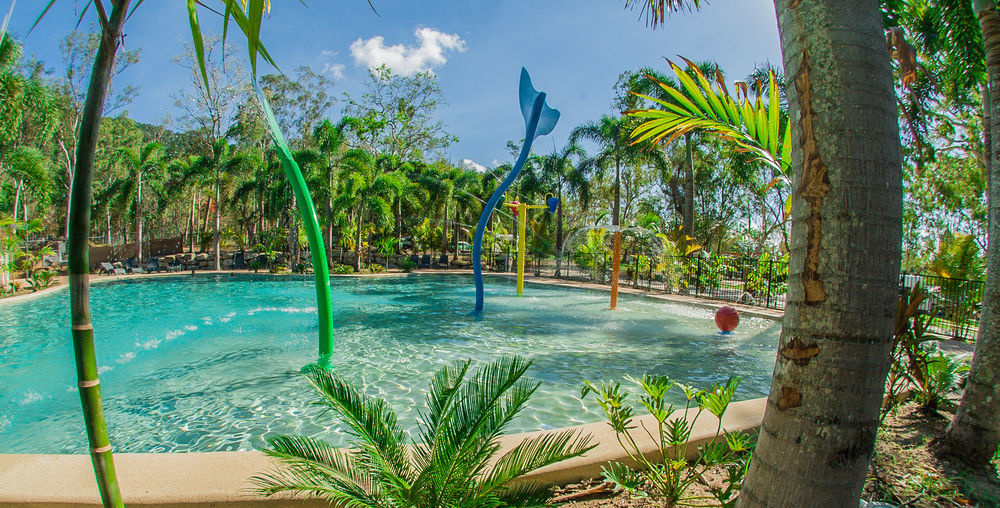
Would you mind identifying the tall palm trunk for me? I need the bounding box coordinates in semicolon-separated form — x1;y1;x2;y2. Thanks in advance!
555;181;564;277
610;157;622;309
441;200;450;260
942;0;1000;466
683;131;695;252
212;170;221;270
135;174;142;263
355;211;363;272
737;0;902;505
326;172;334;265
67;2;130;506
188;189;197;253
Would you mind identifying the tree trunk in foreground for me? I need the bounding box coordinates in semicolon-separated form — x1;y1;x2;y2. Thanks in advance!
737;1;902;506
67;2;131;507
942;0;1000;467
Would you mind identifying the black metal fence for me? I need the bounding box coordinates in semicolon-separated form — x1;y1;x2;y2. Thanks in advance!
482;250;985;342
525;251;790;310
899;272;984;341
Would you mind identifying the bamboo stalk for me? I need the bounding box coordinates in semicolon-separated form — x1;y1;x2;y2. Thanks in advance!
67;2;131;506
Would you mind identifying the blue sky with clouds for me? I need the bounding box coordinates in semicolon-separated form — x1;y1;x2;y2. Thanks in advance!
8;1;781;169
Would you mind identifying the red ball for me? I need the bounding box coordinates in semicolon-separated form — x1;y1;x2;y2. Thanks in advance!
715;306;740;332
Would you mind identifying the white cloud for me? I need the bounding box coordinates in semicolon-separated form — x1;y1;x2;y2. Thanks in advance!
321;62;345;80
351;27;466;76
461;158;487;173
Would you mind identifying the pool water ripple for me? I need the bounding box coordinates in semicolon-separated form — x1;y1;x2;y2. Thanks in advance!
0;274;779;454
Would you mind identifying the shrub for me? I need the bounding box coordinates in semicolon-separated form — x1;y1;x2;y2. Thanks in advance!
252;356;594;507
365;263;385;274
269;264;287;274
581;374;751;507
27;269;56;291
399;258;417;272
332;263;355;274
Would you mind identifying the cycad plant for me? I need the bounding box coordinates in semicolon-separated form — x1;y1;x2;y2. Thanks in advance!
253;356;594;507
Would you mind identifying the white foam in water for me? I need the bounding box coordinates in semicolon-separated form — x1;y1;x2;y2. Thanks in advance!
117;352;136;364
18;391;43;405
220;312;236;323
247;306;317;315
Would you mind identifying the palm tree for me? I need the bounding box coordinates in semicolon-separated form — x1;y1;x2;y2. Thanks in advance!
621;2;904;503
188;139;258;270
1;147;51;222
103;141;167;263
252;356;594;507
734;1;903;506
313;117;362;264
523;143;590;276
942;0;1000;466
420;163;479;262
570;115;647;309
333;149;396;271
625;60;792;251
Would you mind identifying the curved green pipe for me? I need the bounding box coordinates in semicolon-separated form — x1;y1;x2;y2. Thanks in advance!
254;81;334;366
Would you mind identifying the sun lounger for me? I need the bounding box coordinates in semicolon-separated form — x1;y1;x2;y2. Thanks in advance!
419;254;431;269
99;262;126;276
125;257;145;274
234;252;246;270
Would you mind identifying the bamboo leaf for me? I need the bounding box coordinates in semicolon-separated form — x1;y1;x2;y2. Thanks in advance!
186;0;212;102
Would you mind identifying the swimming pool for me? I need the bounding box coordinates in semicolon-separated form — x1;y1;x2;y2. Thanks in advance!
0;273;780;454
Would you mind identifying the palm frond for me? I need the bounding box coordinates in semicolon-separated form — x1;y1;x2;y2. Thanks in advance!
626;59;790;176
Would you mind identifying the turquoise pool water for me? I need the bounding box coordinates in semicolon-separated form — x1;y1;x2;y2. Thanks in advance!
0;274;780;454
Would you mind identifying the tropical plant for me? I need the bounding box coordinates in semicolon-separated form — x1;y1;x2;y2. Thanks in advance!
525;143;590;277
581;374;751;507
916;352;969;412
375;236;397;269
399;257;417;272
252;356;594;506
573;228;609;282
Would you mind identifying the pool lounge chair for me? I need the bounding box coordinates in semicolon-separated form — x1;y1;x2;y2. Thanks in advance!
419;254;431;269
125;257;145;274
146;257;162;273
166;259;184;272
99;262;126;276
233;252;246;270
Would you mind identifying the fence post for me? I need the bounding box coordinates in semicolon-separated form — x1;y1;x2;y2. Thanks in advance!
696;259;702;297
647;259;652;291
766;259;774;308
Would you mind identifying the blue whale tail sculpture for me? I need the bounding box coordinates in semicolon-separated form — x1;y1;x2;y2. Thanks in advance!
472;68;559;315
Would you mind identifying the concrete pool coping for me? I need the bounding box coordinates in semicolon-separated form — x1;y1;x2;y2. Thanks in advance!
0;397;767;507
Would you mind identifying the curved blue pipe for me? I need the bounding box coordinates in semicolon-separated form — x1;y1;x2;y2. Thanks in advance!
472;93;545;315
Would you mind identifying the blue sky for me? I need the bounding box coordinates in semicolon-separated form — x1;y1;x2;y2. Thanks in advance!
8;1;781;169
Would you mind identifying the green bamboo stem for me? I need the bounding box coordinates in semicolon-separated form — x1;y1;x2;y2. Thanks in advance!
67;1;130;506
254;82;334;366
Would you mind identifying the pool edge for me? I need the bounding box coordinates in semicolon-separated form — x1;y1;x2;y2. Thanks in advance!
0;397;766;507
